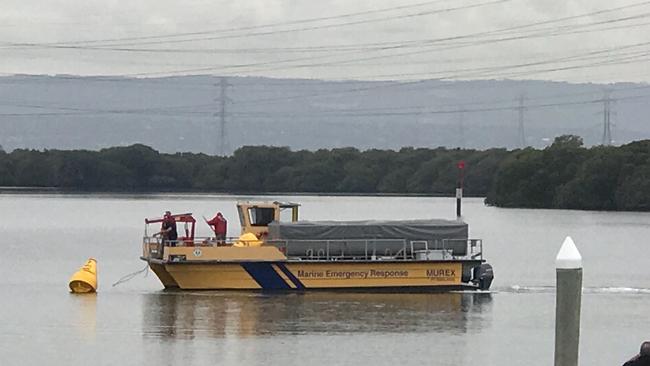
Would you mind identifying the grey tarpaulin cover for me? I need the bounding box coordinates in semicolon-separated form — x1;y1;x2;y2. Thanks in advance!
267;219;469;256
268;219;467;241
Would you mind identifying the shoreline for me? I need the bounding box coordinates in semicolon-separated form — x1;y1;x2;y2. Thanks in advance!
3;188;650;214
0;187;474;198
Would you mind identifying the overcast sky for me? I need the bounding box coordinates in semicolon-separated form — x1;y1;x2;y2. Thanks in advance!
1;0;649;83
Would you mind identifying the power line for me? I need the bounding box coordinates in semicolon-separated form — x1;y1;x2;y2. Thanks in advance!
5;1;650;86
4;0;512;50
8;0;456;46
230;42;650;105
96;7;650;79
6;0;647;52
7;10;650;58
4;89;650;121
227;92;650;118
4;76;650;119
213;13;650;79
22;3;520;80
2;0;515;53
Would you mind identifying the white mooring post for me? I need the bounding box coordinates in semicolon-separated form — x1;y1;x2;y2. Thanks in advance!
554;236;583;366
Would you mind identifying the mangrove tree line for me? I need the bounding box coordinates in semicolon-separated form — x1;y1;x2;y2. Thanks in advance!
2;136;650;211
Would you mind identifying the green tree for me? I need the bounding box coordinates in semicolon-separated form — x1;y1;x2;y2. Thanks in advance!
548;134;584;150
11;149;57;187
100;144;161;189
222;146;296;192
0;149;14;186
485;148;546;207
615;165;650;210
553;147;623;210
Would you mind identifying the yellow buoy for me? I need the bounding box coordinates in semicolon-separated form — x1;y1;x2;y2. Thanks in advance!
69;258;98;293
233;232;263;247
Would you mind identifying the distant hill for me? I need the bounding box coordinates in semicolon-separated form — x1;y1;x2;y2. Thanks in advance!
1;75;648;154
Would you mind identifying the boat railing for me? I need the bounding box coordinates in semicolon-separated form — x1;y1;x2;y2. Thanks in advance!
442;238;483;260
266;238;483;261
142;236;238;259
142;236;483;262
265;238;408;261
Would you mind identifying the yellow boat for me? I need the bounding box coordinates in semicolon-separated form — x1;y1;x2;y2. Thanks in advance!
141;202;493;292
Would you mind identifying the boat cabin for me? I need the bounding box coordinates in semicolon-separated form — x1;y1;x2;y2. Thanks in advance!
143;202;298;247
236;201;300;238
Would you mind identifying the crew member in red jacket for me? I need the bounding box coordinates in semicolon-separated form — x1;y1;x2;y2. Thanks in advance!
207;212;227;243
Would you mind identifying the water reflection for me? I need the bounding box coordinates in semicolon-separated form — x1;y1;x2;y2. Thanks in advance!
142;291;492;340
70;293;97;340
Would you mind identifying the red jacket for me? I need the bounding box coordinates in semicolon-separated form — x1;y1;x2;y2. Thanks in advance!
207;213;227;235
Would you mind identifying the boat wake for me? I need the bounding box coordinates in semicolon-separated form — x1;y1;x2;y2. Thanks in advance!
502;285;554;293
450;289;495;294
499;285;650;295
588;287;650;294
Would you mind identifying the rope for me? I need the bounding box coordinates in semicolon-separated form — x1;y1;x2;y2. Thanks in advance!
112;264;149;287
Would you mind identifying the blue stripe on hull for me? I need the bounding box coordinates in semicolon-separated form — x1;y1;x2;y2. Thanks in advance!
241;263;291;290
275;263;306;290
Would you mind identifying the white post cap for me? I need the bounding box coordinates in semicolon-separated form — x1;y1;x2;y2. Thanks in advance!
556;236;582;269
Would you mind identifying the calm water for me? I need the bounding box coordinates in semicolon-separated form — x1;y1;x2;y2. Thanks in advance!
1;193;648;365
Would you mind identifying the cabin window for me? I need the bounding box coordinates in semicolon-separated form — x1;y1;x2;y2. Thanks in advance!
248;207;275;226
279;207;293;222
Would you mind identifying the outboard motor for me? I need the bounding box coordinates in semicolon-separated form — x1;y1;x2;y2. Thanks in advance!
473;263;494;291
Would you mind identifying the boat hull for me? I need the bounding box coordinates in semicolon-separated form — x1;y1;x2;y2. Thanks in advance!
145;259;482;291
